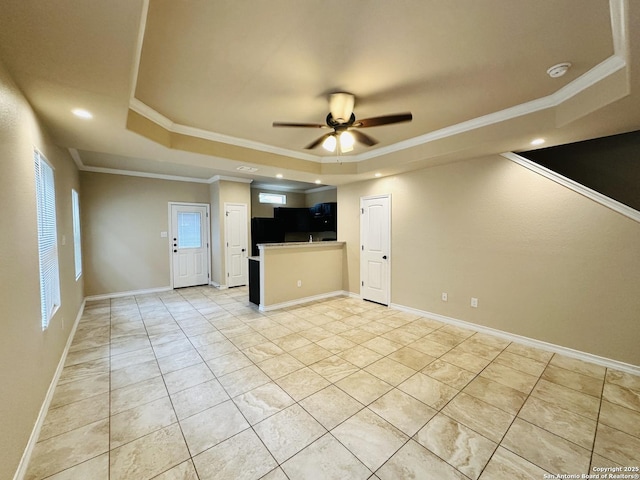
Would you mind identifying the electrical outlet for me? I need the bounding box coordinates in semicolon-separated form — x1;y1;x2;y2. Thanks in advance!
441;292;448;302
297;280;302;287
471;297;478;308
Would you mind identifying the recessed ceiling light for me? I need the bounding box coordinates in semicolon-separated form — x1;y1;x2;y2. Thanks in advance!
72;108;92;119
530;138;545;146
276;174;283;179
315;180;322;184
374;173;382;178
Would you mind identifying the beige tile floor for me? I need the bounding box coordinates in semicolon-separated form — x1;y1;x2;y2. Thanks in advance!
25;286;640;480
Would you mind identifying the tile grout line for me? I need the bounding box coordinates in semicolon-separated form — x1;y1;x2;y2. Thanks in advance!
472;348;556;479
36;288;638;479
173;288;282;479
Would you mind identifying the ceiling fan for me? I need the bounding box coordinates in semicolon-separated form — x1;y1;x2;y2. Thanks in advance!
273;92;412;153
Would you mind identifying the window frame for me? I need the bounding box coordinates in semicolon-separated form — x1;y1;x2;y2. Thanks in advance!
71;188;82;280
34;149;61;330
258;192;287;205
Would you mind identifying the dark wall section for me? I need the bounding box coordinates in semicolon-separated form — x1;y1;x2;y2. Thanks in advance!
520;130;640;211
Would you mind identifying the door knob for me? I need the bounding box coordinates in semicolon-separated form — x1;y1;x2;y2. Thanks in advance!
382;255;388;259
241;248;246;252
173;249;177;253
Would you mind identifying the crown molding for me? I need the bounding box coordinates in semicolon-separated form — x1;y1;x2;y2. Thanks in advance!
132;41;627;166
354;56;627;163
129;0;627;166
128;98;322;163
127;0;627;167
209;175;253;184
305;185;337;193
69;148;257;184
129;0;150;104
68;148;85;169
610;0;628;57
170;122;321;163
80;165;211;183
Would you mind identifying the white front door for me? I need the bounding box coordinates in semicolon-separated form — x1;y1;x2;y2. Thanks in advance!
360;194;391;305
225;203;248;287
170;203;210;288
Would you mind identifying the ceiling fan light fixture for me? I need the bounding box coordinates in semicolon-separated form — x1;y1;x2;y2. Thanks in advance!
322;134;337;152
329;92;355;123
339;131;355;153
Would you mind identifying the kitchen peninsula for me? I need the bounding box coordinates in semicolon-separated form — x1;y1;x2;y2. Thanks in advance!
249;241;345;310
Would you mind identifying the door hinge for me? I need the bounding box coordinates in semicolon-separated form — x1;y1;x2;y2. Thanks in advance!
225;211;229;216
361;245;364;251
361;281;364;286
361;208;364;214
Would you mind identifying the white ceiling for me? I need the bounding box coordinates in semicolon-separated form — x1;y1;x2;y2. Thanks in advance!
0;0;639;190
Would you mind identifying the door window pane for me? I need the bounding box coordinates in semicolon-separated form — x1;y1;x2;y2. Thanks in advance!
178;212;202;248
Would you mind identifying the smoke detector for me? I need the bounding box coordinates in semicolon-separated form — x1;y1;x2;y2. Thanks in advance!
547;62;572;78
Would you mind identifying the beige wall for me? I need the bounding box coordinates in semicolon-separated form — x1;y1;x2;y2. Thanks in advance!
210;180;251;286
338;155;640;366
261;244;344;306
250;188;305;218
80;172;210;296
0;60;84;479
210;181;223;284
305;187;337;207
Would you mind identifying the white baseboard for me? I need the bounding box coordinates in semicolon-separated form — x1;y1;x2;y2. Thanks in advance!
390;302;640;376
13;300;86;480
344;291;362;300
84;286;172;302
259;290;346;312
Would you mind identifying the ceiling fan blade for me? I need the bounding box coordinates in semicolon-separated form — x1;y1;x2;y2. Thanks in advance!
273;121;327;128
305;133;332;150
350;129;378;147
353;112;412;128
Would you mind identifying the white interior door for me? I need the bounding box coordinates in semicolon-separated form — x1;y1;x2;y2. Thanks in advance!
360;194;391;305
170;203;210;288
225;203;248;288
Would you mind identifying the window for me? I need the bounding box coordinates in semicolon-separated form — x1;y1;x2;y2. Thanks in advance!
258;192;286;205
34;150;60;329
72;189;82;279
177;211;202;248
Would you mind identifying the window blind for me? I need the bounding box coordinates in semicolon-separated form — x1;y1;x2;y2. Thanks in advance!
72;189;82;279
34;150;60;329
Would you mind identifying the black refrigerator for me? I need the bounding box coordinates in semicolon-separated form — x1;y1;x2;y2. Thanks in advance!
251;217;285;256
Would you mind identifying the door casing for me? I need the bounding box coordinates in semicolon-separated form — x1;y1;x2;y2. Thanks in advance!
168;202;211;289
360;194;391;305
224;202;248;288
